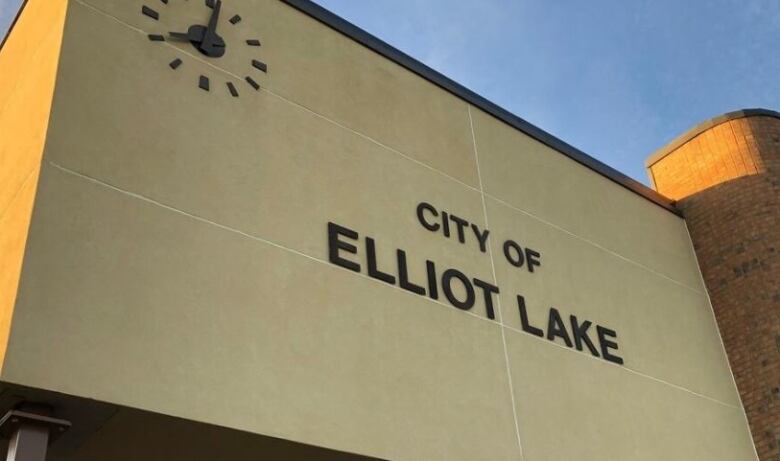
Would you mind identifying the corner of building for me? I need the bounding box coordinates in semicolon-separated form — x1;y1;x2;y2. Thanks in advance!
0;0;69;371
647;108;780;461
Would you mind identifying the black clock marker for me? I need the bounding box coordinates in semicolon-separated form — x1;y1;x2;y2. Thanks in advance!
227;82;239;97
169;58;182;69
230;15;241;25
148;34;165;41
246;39;261;47
142;6;159;20
199;75;210;91
252;60;267;73
245;76;260;90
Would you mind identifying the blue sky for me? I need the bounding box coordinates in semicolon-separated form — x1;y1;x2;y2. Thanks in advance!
0;0;22;43
3;0;779;184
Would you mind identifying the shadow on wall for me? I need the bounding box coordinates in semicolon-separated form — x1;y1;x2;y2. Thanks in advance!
43;406;388;461
0;383;386;461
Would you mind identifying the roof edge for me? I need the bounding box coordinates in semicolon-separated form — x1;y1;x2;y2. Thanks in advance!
281;0;680;216
646;108;780;168
2;0;680;215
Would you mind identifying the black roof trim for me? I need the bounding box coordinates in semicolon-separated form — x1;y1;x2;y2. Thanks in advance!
281;0;680;215
646;108;780;168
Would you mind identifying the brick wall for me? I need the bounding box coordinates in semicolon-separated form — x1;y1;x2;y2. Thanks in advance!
648;112;780;461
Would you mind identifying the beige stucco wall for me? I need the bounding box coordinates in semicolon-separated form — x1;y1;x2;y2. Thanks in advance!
1;0;757;459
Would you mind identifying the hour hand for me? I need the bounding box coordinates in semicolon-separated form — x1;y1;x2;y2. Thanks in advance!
168;31;194;41
168;26;206;43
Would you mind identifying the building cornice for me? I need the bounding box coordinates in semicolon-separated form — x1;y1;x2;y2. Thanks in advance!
646;108;780;168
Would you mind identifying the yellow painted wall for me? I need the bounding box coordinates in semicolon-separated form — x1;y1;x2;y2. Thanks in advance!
0;0;68;368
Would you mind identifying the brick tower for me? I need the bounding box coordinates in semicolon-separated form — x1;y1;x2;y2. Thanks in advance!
647;109;780;460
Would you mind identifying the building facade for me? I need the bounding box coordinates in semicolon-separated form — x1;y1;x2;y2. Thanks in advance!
0;0;770;460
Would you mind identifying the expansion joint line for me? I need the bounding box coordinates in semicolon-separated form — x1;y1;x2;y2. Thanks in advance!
468;104;526;458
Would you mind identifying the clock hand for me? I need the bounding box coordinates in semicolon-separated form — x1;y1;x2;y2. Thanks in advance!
168;30;203;42
200;0;222;52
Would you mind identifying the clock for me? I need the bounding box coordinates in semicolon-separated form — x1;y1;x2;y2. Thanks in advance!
141;0;268;98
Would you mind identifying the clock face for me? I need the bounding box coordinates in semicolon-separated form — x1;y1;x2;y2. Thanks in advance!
141;0;268;98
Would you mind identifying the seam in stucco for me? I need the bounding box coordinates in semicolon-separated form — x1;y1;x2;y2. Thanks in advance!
468;105;526;458
46;161;497;327
485;194;706;296
501;323;741;410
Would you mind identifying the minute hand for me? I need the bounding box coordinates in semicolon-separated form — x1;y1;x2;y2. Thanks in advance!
201;0;222;48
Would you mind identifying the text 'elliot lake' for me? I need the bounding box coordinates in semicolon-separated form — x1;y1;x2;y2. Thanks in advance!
326;202;624;365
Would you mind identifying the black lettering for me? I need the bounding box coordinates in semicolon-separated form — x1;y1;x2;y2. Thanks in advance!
397;249;426;296
473;278;499;320
328;222;360;272
449;215;469;244
441;211;451;237
416;202;440;232
517;295;544;337
597;326;624;365
503;240;525;268
525;248;542;273
441;269;475;311
426;260;439;300
570;315;600;357
471;224;490;253
366;237;396;285
547;308;573;347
